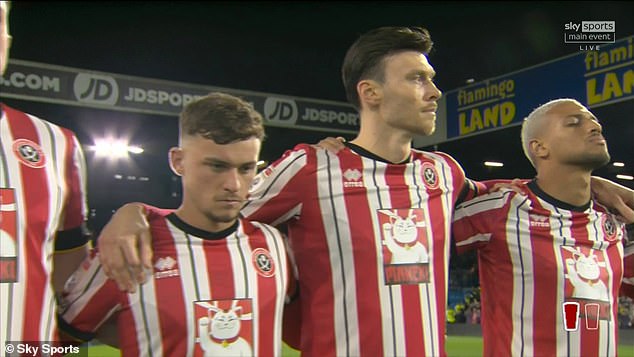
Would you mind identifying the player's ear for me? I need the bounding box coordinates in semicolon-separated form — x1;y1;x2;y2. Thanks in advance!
169;147;184;176
358;79;382;108
530;139;549;161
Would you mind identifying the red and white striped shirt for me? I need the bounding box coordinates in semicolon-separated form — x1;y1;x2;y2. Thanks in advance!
453;180;627;357
242;143;470;357
0;104;88;351
59;209;288;357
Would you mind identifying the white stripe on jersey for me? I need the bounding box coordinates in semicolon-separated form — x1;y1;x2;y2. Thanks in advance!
454;190;510;220
506;195;534;357
316;149;361;357
455;233;491;247
170;224;208;357
132;281;164;357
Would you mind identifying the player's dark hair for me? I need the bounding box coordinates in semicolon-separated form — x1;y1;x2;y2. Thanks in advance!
179;92;265;144
342;26;433;110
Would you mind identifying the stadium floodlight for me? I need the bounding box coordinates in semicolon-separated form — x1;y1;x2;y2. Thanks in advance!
484;161;504;167
616;174;633;181
612;162;625;167
89;138;144;159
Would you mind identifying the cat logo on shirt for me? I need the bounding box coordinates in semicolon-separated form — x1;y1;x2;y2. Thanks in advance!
561;245;611;323
378;208;430;285
12;139;46;168
0;188;18;283
194;299;253;356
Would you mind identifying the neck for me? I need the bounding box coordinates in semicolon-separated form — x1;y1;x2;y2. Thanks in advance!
352;111;413;163
534;164;592;207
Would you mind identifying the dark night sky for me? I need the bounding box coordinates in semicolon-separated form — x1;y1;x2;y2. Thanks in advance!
3;1;633;229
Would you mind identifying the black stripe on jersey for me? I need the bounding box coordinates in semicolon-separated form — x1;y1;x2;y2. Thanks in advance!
138;287;155;357
184;233;202;300
243;152;307;205
325;150;351;357
513;196;530;356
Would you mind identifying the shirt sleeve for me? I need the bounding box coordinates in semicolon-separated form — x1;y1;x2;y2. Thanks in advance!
622;236;634;298
57;249;124;342
452;190;514;254
55;132;90;252
241;144;312;226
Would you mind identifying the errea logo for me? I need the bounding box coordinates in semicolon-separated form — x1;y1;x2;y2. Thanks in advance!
343;169;363;188
154;256;179;279
529;213;550;228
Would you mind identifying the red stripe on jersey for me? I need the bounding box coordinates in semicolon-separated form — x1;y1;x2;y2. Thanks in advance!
6;108;51;342
340;152;384;357
204;231;236;298
60;131;84;229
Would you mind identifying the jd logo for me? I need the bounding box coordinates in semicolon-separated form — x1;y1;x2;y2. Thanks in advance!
73;73;118;105
263;97;297;124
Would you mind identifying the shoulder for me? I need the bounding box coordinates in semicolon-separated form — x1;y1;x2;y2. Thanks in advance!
411;149;463;169
240;219;282;235
4;104;79;139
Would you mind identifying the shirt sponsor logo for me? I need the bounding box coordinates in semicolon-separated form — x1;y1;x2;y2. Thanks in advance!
12;139;46;168
561;245;611;323
195;299;253;355
154;256;180;279
378;208;430;285
252;248;275;277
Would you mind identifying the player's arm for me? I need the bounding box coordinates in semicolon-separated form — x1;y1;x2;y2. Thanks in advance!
591;176;634;223
52;234;90;294
452;190;513;253
57;250;124;347
97;202;154;293
53;134;91;293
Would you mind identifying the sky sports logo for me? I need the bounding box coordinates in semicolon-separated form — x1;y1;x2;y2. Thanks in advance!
564;21;615;48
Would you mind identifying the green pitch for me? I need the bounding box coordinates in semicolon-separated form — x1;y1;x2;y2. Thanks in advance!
79;336;633;356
